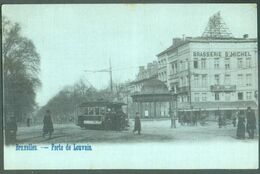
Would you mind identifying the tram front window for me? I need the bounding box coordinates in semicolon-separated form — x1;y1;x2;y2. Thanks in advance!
88;107;94;115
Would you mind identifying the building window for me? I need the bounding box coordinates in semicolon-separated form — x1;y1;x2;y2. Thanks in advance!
202;75;207;87
185;60;188;70
201;58;206;69
246;74;252;86
186;75;189;86
237;58;243;68
183;96;187;102
214;74;220;85
246;58;251;68
171;62;177;74
215;93;220;101
171;63;175;74
225;58;230;69
237;74;243;86
194;75;199;87
195;93;200;102
224;74;231;85
187;96;191;103
178;96;182;102
179;61;183;71
180;77;183;86
194;58;198;69
225;93;231;101
183;76;186;86
246;92;252;100
182;60;186;70
202;93;207;101
214;58;220;69
238;92;243;100
171;85;175;93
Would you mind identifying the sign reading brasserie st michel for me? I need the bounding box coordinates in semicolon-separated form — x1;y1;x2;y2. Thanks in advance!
193;51;252;57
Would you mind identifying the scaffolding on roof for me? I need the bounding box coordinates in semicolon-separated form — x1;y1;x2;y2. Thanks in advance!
202;11;233;39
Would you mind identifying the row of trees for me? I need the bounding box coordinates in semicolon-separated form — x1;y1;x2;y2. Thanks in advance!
3;17;41;123
36;79;130;123
2;17;131;124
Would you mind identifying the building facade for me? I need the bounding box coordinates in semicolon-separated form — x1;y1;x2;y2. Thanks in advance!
128;61;158;93
130;12;258;119
157;12;258;119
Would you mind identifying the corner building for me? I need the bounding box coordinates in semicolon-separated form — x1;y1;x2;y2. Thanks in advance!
157;12;258;119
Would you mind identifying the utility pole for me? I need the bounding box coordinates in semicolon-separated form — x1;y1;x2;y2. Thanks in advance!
84;59;113;93
188;60;193;116
109;58;113;92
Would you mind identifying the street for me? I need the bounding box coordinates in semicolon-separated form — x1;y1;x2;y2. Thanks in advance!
5;119;259;169
15;119;258;144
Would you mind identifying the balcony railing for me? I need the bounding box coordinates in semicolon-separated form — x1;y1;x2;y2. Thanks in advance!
176;86;189;94
210;85;236;92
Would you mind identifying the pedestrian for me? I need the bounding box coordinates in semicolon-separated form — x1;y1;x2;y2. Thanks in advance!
170;112;176;128
192;113;197;126
133;112;141;135
232;111;238;127
236;111;245;139
6;116;17;144
42;110;54;139
27;117;30;127
195;110;199;126
179;113;184;126
246;107;256;139
218;114;222;128
219;111;226;127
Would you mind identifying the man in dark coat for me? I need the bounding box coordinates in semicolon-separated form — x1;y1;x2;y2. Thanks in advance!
6;116;18;144
246;107;256;139
133;112;141;135
236;111;245;139
27;118;31;127
42;110;54;139
218;114;223;128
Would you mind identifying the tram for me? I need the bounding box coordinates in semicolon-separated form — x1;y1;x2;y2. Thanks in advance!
76;101;129;130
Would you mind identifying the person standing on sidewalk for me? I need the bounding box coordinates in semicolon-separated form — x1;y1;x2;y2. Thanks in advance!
232;110;238;127
6;116;17;144
218;114;223;128
169;109;176;128
246;107;256;139
236;111;246;139
133;112;141;135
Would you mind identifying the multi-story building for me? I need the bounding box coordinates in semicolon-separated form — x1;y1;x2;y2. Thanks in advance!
157;12;258;118
128;61;158;93
127;61;162;118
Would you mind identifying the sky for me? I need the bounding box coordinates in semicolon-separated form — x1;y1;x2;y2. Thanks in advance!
2;4;257;107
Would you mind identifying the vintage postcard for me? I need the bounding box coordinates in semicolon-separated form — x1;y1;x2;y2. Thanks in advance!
2;3;258;170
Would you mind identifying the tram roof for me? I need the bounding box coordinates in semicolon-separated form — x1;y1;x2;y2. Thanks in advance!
78;101;126;107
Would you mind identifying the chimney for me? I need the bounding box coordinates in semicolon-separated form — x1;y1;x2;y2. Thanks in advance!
243;34;248;39
139;66;145;72
172;38;182;46
182;34;185;40
147;63;153;69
